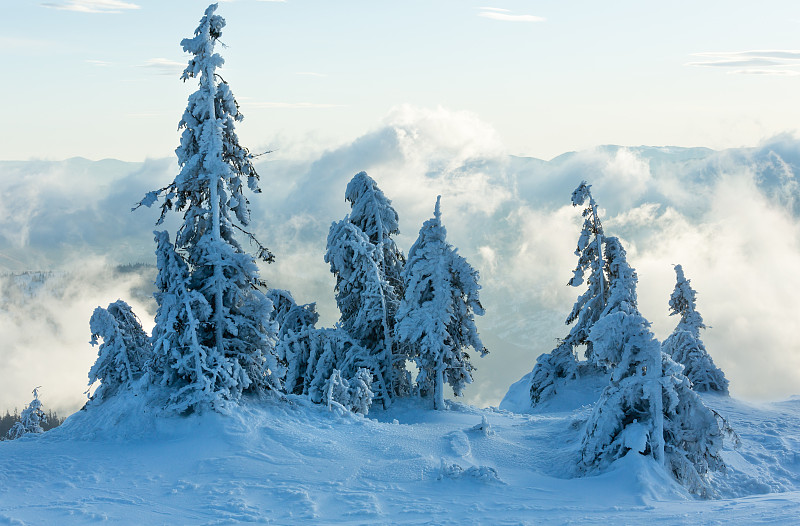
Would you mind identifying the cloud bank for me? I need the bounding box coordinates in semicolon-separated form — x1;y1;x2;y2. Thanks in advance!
478;7;545;23
41;0;140;14
2;108;800;413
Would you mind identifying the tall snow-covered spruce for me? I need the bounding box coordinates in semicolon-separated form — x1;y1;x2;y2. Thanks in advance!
324;172;408;407
579;238;725;495
344;172;409;396
268;289;319;396
662;265;729;394
395;196;487;410
528;181;609;406
140;4;279;411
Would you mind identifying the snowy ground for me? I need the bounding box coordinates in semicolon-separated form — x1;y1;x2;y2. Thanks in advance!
2;389;800;524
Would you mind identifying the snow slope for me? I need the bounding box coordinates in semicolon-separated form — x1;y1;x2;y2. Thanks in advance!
2;392;800;524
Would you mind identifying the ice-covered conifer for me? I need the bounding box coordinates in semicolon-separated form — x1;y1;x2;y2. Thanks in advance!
529;181;609;406
565;181;609;356
267;289;319;395
89;300;151;401
137;4;280;409
662;265;729;394
579;239;724;495
151;231;233;412
6;388;47;440
342;171;410;397
345;171;405;301
325;219;393;405
396;197;487;410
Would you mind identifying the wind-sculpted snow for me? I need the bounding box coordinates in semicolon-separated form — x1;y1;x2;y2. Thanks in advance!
2;394;800;523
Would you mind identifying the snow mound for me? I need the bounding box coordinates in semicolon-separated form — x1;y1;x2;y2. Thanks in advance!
500;368;609;413
3;394;800;523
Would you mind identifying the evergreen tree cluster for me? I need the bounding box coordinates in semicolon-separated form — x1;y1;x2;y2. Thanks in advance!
85;4;487;416
523;181;732;495
75;2;738;498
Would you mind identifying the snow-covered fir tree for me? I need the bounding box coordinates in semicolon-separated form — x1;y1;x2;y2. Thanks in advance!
529;181;609;406
662;265;729;394
139;4;280;410
325;219;393;406
151;231;229;412
267;289;319;396
89;300;152;401
344;171;410;396
6;388;47;440
395;196;487;410
579;238;724;495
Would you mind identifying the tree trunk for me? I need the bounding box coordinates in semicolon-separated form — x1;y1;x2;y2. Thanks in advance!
434;366;445;410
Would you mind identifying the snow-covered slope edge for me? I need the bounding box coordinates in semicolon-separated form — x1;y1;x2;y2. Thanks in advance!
2;394;800;523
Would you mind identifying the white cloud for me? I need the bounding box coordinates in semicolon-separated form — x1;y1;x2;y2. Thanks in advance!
478;8;545;23
0;263;155;413
688;58;782;68
688;50;800;75
138;58;184;76
4;111;800;410
295;72;327;77
86;59;111;67
729;69;800;76
693;50;800;60
247;102;344;109
41;0;140;14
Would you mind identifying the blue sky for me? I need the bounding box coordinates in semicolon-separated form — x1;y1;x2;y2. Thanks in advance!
4;0;800;161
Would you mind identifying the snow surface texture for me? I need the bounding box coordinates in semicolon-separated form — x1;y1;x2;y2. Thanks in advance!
2;391;800;524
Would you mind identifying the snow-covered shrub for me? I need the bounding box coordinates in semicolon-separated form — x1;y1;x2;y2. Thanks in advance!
662;265;728;394
5;388;47;440
396;196;487;410
323;368;374;415
268;289;319;396
349;368;375;415
529;181;609;407
304;328;381;410
579;238;724;495
89;300;151;401
529;342;578;406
